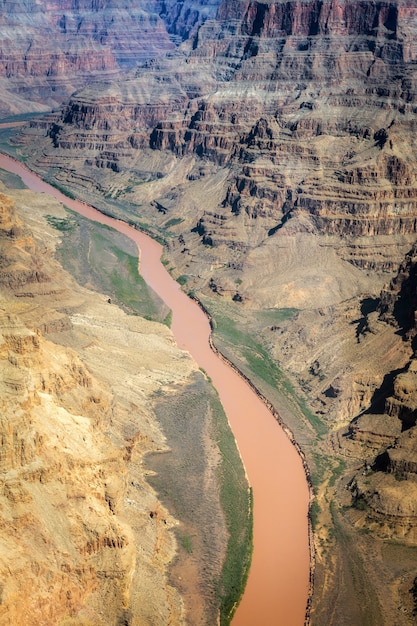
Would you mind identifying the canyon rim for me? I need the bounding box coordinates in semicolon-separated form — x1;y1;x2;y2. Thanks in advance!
2;0;417;625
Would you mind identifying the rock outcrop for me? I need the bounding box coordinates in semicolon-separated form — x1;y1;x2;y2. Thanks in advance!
18;0;417;307
345;243;417;542
379;242;417;337
18;0;417;524
11;1;417;623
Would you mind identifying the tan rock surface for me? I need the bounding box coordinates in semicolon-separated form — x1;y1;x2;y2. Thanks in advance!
11;0;417;622
0;183;226;625
17;1;417;315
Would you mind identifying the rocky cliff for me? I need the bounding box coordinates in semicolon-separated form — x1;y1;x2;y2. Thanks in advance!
0;181;231;624
0;0;219;116
344;244;417;540
11;0;417;624
22;0;417;292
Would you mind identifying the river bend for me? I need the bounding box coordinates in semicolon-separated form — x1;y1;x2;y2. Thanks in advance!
0;153;310;626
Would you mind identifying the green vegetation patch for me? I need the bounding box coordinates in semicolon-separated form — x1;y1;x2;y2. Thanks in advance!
0;129;24;157
176;274;188;286
164;217;184;229
309;498;321;530
48;180;76;200
45;215;77;232
52;209;170;323
0;167;27;190
311;452;346;490
211;391;253;624
257;307;300;324
179;534;193;554
162;310;172;328
209;301;326;437
147;375;252;626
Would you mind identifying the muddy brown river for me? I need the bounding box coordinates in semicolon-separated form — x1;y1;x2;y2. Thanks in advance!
0;152;310;625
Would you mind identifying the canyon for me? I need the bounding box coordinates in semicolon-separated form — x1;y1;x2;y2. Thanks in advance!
2;0;417;624
0;0;219;116
0;150;309;625
0;170;250;625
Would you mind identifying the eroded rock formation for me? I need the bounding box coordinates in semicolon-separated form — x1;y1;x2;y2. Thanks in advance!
18;0;417;433
0;0;219;116
344;244;417;543
18;1;417;305
10;0;417;623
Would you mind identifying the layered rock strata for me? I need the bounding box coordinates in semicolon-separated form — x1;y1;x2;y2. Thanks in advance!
0;0;220;116
345;244;417;542
18;0;417;310
18;0;417;532
12;0;417;623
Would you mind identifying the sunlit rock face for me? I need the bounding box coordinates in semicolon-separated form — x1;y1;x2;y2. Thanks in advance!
30;1;417;244
19;1;417;550
26;1;417;287
9;1;417;622
0;188;182;624
0;0;220;115
337;244;417;544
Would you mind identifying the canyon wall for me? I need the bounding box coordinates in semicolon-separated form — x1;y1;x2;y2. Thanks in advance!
348;244;417;539
11;0;417;623
22;0;417;303
0;0;219;116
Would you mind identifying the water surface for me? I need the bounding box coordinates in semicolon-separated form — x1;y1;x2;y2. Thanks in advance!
0;153;310;625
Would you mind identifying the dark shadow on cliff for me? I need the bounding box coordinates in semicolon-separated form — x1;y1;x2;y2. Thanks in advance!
372;449;390;472
352;296;379;341
268;196;294;236
379;252;417;337
365;366;407;415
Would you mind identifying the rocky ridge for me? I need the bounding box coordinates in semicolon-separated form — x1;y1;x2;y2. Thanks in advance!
345;244;417;540
18;0;417;430
21;0;417;300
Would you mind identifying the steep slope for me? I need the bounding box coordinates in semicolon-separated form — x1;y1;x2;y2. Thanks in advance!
12;0;417;623
0;0;220;116
0;182;232;625
20;0;417;303
347;244;417;540
17;0;417;422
